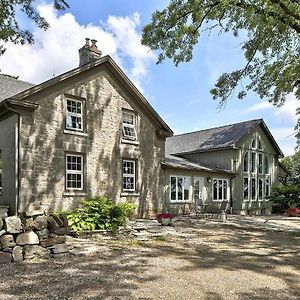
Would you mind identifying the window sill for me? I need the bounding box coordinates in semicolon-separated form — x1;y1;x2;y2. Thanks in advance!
120;192;140;197
170;201;193;204
121;139;139;146
64;129;88;137
63;192;87;197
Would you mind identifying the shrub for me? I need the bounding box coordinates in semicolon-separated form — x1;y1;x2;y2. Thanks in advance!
268;184;300;213
67;196;136;232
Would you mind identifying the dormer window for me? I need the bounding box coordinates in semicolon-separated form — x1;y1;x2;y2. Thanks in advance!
66;99;83;131
122;111;136;140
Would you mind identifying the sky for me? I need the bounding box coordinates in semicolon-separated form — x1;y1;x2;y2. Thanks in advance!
0;0;298;156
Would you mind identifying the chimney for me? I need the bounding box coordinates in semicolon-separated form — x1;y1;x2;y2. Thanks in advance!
79;38;102;67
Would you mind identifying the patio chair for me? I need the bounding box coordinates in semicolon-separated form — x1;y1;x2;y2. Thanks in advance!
195;204;213;218
212;200;228;218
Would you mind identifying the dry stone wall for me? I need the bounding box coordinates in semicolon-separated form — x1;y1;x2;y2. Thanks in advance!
0;210;70;264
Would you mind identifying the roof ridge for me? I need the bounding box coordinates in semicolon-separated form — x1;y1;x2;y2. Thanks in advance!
172;118;262;137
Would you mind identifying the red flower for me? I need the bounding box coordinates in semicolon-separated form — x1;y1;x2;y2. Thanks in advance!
157;213;174;220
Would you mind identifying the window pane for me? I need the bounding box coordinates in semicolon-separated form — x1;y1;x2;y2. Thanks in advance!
251;139;256;149
123;112;134;125
258;154;263;174
183;177;190;200
243;177;249;199
251;178;256;200
177;177;183;200
244;152;249;172
264;156;269;174
218;179;223;199
258;179;263;199
251;153;256;173
223;180;228;200
213;180;218;200
171;177;176;200
265;178;270;196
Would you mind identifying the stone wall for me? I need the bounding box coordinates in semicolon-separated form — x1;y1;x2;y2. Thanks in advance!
0;210;70;263
18;68;166;217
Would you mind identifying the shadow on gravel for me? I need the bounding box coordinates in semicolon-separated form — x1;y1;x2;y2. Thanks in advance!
0;252;159;299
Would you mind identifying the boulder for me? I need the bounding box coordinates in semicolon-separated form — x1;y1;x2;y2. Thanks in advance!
23;217;34;231
0;218;3;230
12;246;23;262
4;216;23;234
0;234;15;248
36;228;49;240
0;251;12;264
47;216;60;232
53;227;71;235
23;245;50;260
40;236;66;247
33;215;48;230
16;231;39;246
0;229;6;237
25;210;44;217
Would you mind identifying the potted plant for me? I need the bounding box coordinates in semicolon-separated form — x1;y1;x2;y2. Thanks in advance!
156;213;174;225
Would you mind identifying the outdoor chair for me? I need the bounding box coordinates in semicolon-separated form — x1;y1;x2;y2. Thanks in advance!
195;204;213;218
212;200;228;218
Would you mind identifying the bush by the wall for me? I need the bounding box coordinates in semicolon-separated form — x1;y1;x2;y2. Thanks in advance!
268;184;300;213
66;196;136;232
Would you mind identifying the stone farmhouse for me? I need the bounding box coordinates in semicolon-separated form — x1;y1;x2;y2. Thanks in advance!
0;39;288;217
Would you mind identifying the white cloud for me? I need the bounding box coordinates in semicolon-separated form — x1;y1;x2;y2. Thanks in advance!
0;4;155;90
247;101;273;112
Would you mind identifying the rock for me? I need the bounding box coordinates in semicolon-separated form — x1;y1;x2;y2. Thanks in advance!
0;251;12;264
0;206;9;218
33;215;48;230
0;218;3;230
36;228;49;240
23;245;50;260
48;243;69;254
12;246;23;262
53;227;71;235
25;210;44;217
4;216;23;234
40;236;66;247
0;229;6;237
16;231;39;246
23;217;34;231
0;234;16;248
47;216;60;232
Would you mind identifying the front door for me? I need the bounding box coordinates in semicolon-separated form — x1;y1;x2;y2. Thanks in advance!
194;177;204;205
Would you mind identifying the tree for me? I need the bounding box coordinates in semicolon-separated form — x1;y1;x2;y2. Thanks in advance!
142;0;300;138
282;150;300;182
0;0;69;55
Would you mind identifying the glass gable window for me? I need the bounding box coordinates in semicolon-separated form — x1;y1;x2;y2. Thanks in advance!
122;111;137;140
123;160;136;192
243;177;249;200
66;154;83;190
170;175;190;202
258;179;263;200
265;178;270;197
264;156;269;174
258;153;263;174
251;178;256;200
251;152;256;173
243;152;249;172
212;179;228;201
66;99;83;131
0;150;2;196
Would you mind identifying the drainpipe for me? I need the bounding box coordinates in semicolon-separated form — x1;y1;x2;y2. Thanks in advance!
3;101;21;215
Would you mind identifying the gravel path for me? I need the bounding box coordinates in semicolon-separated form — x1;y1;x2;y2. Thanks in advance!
0;217;299;300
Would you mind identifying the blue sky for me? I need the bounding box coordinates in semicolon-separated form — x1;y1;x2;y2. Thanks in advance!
0;0;297;155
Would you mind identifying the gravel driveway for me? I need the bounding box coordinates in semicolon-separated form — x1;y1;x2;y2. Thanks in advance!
0;217;299;300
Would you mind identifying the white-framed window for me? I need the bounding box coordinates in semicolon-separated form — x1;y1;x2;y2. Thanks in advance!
265;177;270;198
258;153;263;174
170;175;190;202
66;154;84;190
66;99;83;131
258;139;263;150
243;152;249;172
122;111;137;140
212;179;228;201
251;138;257;149
264;156;269;174
243;177;249;200
251;152;256;173
123;160;136;192
258;178;263;200
251;178;256;200
0;150;2;196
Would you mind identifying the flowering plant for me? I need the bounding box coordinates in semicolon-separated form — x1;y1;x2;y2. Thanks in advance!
156;213;174;220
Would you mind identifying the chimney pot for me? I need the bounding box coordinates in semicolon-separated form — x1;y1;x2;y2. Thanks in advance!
79;38;102;67
85;38;90;47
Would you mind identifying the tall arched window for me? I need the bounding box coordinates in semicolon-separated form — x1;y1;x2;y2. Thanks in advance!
264;156;269;174
243;152;249;172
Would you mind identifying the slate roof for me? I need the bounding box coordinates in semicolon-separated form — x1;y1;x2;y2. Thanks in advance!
163;155;234;174
0;74;34;102
166;119;282;155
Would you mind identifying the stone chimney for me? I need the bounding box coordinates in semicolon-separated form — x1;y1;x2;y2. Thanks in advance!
79;38;102;67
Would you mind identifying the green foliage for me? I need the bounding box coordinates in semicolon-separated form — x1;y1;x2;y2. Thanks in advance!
268;184;300;213
142;0;300;139
67;196;136;232
0;0;69;54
